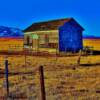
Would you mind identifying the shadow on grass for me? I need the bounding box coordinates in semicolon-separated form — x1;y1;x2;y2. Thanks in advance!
80;63;100;67
93;50;100;55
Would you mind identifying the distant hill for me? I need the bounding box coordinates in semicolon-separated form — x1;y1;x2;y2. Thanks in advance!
83;34;100;39
0;26;24;38
0;26;99;39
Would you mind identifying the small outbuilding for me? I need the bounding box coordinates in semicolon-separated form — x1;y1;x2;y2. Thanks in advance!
24;18;84;52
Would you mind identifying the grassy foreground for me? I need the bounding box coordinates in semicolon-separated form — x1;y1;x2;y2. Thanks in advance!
0;55;100;100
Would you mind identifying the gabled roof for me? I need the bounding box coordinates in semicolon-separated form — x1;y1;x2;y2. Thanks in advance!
24;18;84;32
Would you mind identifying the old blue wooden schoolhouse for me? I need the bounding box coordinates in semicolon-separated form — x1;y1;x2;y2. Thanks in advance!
24;18;84;52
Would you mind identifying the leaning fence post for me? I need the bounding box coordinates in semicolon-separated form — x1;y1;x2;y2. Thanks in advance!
5;60;9;97
77;50;82;66
39;66;46;100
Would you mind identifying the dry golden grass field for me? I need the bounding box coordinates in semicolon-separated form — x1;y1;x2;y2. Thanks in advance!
0;38;100;100
0;54;100;100
83;39;100;51
0;38;23;51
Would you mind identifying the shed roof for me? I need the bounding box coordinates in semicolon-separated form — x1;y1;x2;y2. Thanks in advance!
24;18;84;32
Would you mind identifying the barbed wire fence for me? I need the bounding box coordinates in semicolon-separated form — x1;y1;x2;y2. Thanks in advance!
0;58;46;100
0;44;59;100
0;44;97;100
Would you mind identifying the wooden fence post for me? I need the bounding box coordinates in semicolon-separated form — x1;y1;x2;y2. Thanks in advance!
77;50;82;66
5;60;9;97
24;49;27;67
39;66;46;100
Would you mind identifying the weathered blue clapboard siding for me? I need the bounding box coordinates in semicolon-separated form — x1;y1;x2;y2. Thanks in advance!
59;19;83;52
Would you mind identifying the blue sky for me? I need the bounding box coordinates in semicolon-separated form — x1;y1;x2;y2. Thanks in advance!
0;0;100;36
